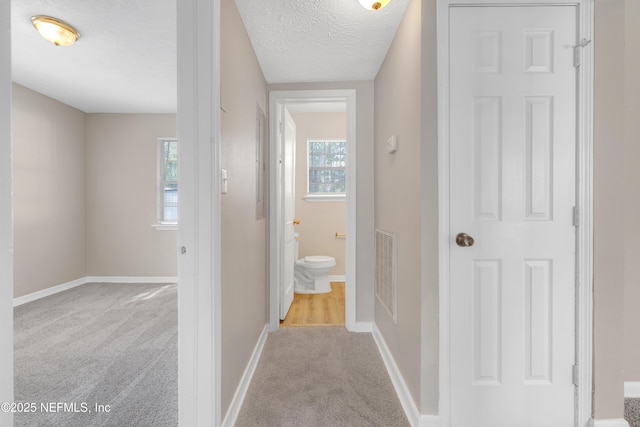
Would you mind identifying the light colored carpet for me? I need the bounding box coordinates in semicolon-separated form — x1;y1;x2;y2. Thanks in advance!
235;327;410;427
627;398;640;427
13;282;178;427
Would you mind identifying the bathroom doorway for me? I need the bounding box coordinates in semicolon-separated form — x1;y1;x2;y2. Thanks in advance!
269;90;356;331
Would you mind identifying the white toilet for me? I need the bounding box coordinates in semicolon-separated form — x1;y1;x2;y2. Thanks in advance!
294;233;336;294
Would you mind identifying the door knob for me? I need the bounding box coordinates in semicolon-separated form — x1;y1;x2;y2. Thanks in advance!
293;219;300;225
455;232;474;247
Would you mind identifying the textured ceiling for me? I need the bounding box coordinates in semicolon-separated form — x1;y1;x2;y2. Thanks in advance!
10;0;408;113
235;0;410;84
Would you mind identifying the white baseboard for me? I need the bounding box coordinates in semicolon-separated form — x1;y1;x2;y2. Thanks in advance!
13;277;88;307
347;321;373;333
419;415;441;427
221;324;269;427
328;275;346;282
86;276;178;284
588;419;631;427
625;382;640;398
13;276;179;306
372;323;421;427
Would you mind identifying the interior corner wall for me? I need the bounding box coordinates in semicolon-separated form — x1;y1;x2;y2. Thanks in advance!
85;113;177;278
623;0;640;384
593;0;627;419
12;83;87;298
291;112;347;275
220;0;268;417
267;81;376;323
373;0;422;408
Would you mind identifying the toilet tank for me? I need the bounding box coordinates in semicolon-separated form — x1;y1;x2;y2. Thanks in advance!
294;232;299;261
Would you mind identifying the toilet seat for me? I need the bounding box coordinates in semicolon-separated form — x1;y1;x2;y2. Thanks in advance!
298;255;335;269
304;255;333;263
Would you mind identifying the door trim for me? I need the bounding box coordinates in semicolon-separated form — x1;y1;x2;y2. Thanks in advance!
436;1;594;426
269;89;357;332
177;0;222;424
0;0;13;423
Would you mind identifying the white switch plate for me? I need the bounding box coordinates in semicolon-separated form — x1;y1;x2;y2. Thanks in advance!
387;135;397;154
221;168;228;194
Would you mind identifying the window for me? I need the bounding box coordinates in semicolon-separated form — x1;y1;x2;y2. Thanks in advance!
154;138;178;230
306;139;346;201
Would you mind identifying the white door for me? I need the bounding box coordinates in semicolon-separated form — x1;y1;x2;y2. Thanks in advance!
280;107;296;319
449;5;577;426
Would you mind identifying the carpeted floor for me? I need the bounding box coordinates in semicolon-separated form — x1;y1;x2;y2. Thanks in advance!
235;327;410;427
627;399;640;427
13;282;178;427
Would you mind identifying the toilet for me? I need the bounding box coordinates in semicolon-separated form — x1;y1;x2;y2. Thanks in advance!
294;233;336;294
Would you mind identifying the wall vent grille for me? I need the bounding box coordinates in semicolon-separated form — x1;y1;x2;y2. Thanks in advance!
375;229;397;323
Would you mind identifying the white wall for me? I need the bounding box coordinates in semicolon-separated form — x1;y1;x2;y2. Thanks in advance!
220;0;268;417
292;112;346;276
85;114;177;278
12;84;87;298
0;0;13;421
374;0;422;409
269;81;375;323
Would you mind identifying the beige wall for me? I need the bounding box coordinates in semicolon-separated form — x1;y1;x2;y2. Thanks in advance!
420;0;439;414
374;0;422;409
220;0;268;417
85;114;177;278
291;112;346;276
593;0;627;419
12;84;87;297
269;81;376;323
12;85;177;292
624;0;640;383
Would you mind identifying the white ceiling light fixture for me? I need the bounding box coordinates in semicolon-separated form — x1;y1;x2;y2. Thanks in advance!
358;0;391;10
31;15;80;46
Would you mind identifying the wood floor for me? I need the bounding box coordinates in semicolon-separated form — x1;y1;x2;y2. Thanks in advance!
280;282;345;327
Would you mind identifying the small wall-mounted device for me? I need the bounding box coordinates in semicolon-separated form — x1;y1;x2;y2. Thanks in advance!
221;168;228;194
387;135;397;154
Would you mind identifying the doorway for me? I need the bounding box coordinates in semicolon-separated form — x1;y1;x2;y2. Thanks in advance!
278;101;348;327
437;1;594;426
269;89;357;332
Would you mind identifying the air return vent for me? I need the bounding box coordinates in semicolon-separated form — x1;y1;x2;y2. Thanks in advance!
375;229;397;323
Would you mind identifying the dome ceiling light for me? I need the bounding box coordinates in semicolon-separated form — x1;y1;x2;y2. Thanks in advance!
358;0;391;11
31;15;80;46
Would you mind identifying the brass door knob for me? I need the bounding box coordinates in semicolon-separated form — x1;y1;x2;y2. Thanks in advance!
455;232;474;247
293;219;300;225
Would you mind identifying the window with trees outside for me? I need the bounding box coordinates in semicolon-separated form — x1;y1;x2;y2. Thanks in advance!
307;139;346;201
155;138;178;229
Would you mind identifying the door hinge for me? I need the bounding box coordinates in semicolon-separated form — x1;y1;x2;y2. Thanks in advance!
572;365;579;386
573;206;580;227
574;38;591;67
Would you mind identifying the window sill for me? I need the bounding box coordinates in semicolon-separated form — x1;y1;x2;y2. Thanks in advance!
152;222;178;231
303;194;346;203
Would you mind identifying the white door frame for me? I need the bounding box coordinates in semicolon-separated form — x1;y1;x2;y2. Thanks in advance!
177;0;221;425
0;0;14;425
436;1;594;426
269;89;357;332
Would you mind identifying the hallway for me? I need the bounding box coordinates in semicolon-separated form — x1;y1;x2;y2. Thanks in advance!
235;327;409;427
